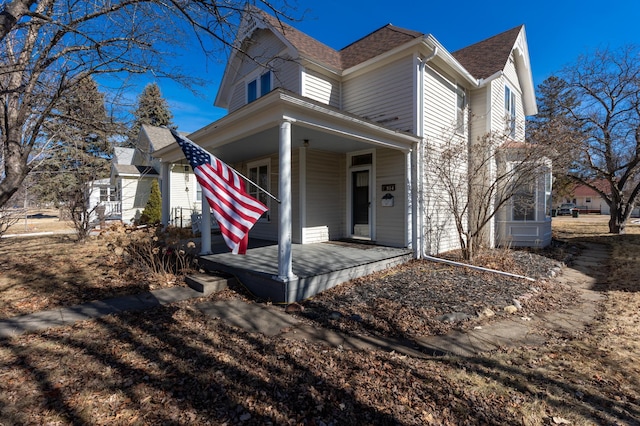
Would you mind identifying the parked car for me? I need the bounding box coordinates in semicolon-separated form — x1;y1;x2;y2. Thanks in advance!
557;203;577;216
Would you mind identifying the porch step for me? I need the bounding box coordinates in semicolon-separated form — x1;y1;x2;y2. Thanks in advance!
185;273;236;296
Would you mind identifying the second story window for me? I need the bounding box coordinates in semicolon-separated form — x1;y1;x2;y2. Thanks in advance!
247;70;272;103
505;86;516;138
456;86;466;134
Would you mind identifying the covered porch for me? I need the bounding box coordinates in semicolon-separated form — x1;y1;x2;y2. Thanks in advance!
199;236;412;303
152;89;422;302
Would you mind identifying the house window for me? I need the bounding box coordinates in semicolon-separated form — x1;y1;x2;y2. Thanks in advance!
513;180;536;221
196;185;202;202
505;86;516;138
586;197;591;203
100;186;108;202
544;169;552;217
247;159;270;220
456;86;466;133
247;70;272;103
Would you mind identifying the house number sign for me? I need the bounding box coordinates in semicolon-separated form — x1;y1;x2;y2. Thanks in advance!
381;184;395;191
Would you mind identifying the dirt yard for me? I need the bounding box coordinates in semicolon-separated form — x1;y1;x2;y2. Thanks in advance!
0;214;638;425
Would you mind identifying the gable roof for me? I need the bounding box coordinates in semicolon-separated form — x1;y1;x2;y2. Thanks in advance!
452;26;523;80
141;124;175;152
217;8;536;114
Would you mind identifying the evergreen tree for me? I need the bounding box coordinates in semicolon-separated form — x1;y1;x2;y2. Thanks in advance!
126;82;174;148
139;179;162;225
35;76;116;239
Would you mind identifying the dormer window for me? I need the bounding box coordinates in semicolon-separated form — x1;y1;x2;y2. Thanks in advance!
247;70;272;103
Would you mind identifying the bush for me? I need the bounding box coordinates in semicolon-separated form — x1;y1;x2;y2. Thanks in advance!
104;224;198;282
139;179;161;225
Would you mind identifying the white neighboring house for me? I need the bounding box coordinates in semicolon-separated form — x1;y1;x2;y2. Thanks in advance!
109;125;203;226
86;178;120;223
150;7;551;273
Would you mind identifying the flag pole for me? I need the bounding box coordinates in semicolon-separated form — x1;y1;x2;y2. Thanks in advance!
232;168;281;204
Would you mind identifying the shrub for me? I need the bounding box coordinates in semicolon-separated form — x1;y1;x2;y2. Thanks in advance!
139;179;161;225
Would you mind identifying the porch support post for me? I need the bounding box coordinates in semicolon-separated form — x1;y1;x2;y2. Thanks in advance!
160;162;171;227
277;119;296;281
200;196;212;255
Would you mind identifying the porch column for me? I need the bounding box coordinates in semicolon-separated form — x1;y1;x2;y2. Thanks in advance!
160;162;171;227
277;119;296;281
200;196;212;255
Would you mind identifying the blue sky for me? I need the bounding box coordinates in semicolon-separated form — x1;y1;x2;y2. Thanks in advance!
152;0;640;133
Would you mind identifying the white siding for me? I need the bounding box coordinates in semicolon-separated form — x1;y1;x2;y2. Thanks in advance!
304;149;345;241
421;64;468;254
227;29;301;113
120;177;154;224
302;68;340;108
343;55;415;133
375;148;406;247
168;165;199;226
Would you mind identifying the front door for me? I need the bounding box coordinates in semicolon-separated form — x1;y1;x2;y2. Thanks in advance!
351;168;371;238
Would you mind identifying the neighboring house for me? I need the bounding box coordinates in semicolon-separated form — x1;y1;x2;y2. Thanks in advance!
86;178;120;223
558;180;610;215
110;125;202;225
151;8;550;282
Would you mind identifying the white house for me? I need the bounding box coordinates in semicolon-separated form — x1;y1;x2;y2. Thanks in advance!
110;125;203;225
150;7;551;297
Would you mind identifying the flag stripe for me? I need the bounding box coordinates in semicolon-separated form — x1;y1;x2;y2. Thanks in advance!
171;129;268;254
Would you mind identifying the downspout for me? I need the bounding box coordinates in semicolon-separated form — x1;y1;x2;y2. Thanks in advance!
414;46;437;259
422;254;536;281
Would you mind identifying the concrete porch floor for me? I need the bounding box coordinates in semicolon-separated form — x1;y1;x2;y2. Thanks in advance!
198;236;413;304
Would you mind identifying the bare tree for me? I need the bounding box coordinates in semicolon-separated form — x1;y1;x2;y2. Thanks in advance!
425;127;552;260
534;46;640;234
0;0;296;209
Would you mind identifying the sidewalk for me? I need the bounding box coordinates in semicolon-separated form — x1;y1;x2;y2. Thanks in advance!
0;244;608;358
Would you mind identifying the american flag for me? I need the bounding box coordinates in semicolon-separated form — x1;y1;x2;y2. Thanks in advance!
171;129;268;254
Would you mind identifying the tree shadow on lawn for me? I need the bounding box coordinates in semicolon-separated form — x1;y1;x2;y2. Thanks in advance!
0;300;638;425
0;235;152;319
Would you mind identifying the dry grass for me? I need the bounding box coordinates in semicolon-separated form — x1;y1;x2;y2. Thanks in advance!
0;214;639;425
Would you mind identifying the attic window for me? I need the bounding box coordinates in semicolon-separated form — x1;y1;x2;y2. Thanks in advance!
247;70;272;103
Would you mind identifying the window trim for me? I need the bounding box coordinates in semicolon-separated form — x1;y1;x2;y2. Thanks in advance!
246;70;272;103
247;158;271;222
505;85;517;138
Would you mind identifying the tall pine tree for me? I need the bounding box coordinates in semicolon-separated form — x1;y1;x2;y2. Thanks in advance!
127;82;174;148
35;76;116;239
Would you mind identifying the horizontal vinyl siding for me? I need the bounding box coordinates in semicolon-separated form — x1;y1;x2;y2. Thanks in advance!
227;29;293;113
343;55;415;133
422;64;467;254
375;148;406;247
168;166;198;225
302;68;340;108
120;177;154;224
305;149;345;240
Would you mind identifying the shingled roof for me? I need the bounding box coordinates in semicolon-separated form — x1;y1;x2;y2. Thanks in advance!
339;25;424;69
259;11;423;71
256;9;526;84
452;25;523;80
